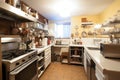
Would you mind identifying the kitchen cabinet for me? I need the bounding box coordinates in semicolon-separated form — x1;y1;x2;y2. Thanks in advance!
44;47;51;68
84;46;120;80
84;48;97;80
95;66;105;80
84;48;87;73
69;46;84;65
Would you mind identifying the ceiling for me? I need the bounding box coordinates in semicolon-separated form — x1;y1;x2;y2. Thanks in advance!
22;0;114;21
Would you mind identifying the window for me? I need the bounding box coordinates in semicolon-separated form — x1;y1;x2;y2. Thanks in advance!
54;22;71;38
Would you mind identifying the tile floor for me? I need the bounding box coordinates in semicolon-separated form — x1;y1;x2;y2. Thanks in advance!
39;62;87;80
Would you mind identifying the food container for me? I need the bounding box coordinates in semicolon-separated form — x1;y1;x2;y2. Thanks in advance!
6;0;21;8
21;2;30;13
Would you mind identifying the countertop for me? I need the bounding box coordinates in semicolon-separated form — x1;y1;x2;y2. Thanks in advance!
33;43;54;53
84;46;120;74
34;43;120;74
54;44;98;47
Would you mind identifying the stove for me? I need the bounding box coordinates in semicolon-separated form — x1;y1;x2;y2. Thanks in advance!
2;37;38;80
2;49;37;71
2;50;34;60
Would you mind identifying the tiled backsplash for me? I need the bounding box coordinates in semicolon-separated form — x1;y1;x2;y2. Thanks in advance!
55;39;70;45
55;38;110;46
81;38;110;46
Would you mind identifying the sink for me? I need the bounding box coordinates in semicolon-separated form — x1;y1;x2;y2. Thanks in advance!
87;47;100;50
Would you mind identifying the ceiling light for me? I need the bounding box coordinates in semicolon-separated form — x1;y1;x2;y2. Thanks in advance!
51;0;77;17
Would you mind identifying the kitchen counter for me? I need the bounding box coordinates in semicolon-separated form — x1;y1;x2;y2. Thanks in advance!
54;44;98;47
33;43;54;53
84;46;120;74
39;43;120;73
53;44;69;47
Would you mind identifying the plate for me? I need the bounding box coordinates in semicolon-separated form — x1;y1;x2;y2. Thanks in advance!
81;31;87;37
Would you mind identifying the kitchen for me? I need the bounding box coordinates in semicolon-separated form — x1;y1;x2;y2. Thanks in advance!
0;0;120;80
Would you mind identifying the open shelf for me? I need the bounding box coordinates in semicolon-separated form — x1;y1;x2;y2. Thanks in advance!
0;2;38;22
69;47;84;65
71;55;81;58
70;61;83;65
38;71;44;78
61;59;68;64
38;56;44;61
38;64;44;70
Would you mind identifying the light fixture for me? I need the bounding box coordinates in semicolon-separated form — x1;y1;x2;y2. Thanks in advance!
51;0;77;18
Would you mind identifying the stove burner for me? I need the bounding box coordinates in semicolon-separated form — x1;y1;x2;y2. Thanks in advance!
2;50;34;60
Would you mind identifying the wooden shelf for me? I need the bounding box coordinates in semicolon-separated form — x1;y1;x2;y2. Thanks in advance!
81;22;93;27
71;55;81;58
61;59;68;64
70;61;83;65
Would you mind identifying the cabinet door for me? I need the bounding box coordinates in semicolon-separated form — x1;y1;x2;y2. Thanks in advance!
45;56;51;68
84;49;87;73
96;66;105;80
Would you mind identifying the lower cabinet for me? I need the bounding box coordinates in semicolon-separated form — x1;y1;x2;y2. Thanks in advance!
95;66;105;80
44;47;51;68
37;47;51;78
84;48;97;80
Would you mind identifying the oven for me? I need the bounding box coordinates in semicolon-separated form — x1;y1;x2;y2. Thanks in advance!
9;57;38;80
1;37;38;80
2;54;38;80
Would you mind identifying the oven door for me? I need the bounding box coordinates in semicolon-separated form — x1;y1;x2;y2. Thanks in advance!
9;57;38;80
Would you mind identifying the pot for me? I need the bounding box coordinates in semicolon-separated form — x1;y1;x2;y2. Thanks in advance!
11;23;20;35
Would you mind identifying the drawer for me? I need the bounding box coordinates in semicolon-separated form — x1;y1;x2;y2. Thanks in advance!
95;66;105;80
45;54;51;61
45;57;51;68
45;47;51;53
45;51;51;56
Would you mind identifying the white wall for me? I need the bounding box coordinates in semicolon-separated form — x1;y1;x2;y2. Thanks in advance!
81;38;110;46
48;20;55;36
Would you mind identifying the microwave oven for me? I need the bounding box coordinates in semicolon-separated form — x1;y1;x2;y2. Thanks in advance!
100;43;120;58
